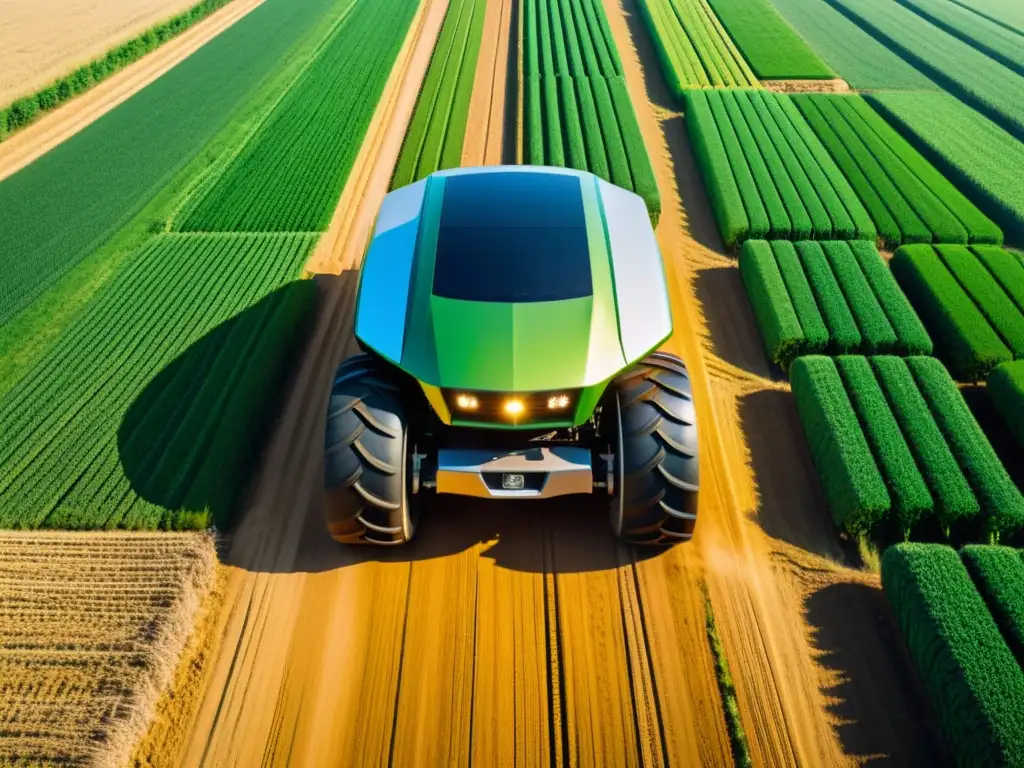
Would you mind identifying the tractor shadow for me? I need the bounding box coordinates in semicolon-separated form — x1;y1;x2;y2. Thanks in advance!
803;580;949;765
289;488;668;576
117;280;317;531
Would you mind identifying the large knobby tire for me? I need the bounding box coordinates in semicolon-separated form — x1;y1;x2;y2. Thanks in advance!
324;354;419;545
610;351;699;545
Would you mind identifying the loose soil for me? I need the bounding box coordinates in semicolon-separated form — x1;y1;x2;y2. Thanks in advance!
169;0;941;764
0;0;264;183
0;0;203;104
460;0;514;166
0;532;215;768
762;78;852;93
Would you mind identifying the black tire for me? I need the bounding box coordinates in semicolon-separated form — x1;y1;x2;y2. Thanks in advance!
324;353;419;545
609;351;699;545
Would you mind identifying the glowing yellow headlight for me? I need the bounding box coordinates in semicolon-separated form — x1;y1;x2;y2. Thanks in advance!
455;394;478;410
547;394;570;410
503;398;525;417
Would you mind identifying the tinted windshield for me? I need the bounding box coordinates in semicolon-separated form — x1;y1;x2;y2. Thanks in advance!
432;172;593;303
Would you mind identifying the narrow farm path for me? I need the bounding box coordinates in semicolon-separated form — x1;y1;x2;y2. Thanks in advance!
460;0;514;166
605;0;941;765
0;0;264;183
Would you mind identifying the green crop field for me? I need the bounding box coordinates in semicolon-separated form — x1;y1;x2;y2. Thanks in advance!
636;0;757;97
685;89;874;247
766;0;937;90
740;240;929;367
0;234;316;530
827;0;1024;141
790;355;1024;540
947;0;1024;34
391;0;486;189
0;0;352;328
704;0;832;80
882;543;1024;767
793;94;1002;248
898;0;1024;76
867;92;1024;244
891;244;1024;380
522;0;660;220
178;0;417;231
961;545;1024;661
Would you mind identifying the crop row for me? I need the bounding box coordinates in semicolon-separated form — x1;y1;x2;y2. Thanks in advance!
766;0;937;90
987;360;1024;449
524;0;622;79
739;240;930;368
0;0;345;328
0;0;232;141
792;94;1001;248
686;89;874;247
866;91;1024;243
177;0;416;232
790;355;1024;539
704;0;832;80
636;0;757;99
891;244;1024;380
391;0;486;189
897;0;1024;77
826;0;1024;141
946;0;1024;34
0;234;316;530
881;543;1024;767
523;0;660;220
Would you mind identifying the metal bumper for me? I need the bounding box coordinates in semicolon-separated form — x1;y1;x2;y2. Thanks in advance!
434;447;593;499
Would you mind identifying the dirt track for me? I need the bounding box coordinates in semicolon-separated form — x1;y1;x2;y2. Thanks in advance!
0;0;263;183
171;0;941;763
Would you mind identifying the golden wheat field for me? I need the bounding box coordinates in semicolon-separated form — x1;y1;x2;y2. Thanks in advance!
0;532;215;767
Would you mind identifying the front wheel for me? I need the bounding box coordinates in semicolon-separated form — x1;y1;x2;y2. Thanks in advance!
323;354;420;545
608;351;699;545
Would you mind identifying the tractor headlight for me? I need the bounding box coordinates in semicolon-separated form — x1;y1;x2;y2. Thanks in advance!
455;393;478;410
547;394;571;410
503;398;525;417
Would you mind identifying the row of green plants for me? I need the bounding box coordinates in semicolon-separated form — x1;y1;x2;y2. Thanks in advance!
0;0;350;328
636;0;757;98
686;89;874;247
0;234;316;530
898;0;1024;76
522;0;660;221
0;0;232;141
391;0;486;190
704;0;832;80
891;244;1024;381
825;0;1024;142
881;543;1024;767
988;360;1024;450
177;0;416;232
867;91;1024;244
739;240;931;368
791;355;1024;541
792;94;1001;248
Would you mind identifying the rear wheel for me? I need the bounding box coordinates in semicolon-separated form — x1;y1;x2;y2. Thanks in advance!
609;351;699;545
324;354;420;545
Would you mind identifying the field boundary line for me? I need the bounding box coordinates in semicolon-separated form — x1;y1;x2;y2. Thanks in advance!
304;0;449;276
0;0;264;184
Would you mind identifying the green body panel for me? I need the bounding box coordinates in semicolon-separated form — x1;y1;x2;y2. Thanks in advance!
354;166;674;428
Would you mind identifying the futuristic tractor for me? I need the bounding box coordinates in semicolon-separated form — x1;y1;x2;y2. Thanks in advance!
324;166;698;545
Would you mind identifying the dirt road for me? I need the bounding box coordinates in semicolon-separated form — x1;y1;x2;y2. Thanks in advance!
171;0;941;764
0;0;263;183
460;0;514;166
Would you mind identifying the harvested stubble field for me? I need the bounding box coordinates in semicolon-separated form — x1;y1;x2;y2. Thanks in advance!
0;532;215;767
